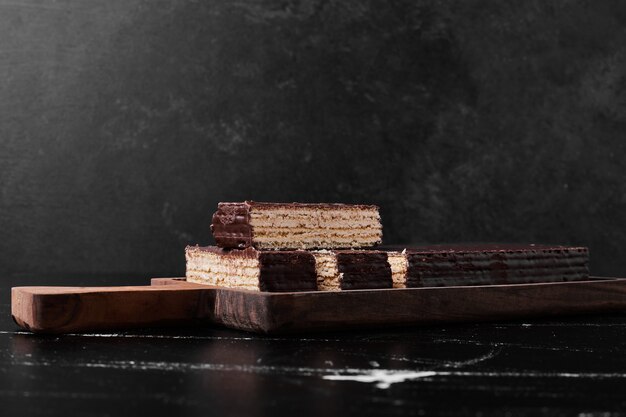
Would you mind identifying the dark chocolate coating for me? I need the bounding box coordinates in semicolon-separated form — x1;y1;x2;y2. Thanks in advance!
403;245;589;287
336;251;392;290
381;243;588;253
258;251;317;292
211;203;253;249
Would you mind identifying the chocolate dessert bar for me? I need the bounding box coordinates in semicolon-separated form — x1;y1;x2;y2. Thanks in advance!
185;246;317;292
385;244;589;288
211;201;382;250
186;244;588;292
312;250;392;291
186;246;393;292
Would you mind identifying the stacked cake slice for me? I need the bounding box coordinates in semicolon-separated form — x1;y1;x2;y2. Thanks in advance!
210;201;382;249
187;202;390;291
186;201;590;292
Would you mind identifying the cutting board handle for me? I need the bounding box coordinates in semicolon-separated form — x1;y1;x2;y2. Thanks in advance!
11;284;216;334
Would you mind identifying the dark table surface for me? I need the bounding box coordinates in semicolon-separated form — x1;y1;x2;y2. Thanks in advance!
2;275;625;417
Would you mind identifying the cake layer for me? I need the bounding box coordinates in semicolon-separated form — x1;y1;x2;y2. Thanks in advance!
211;201;382;250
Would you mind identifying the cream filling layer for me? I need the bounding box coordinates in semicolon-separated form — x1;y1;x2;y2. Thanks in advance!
251;220;380;228
312;250;341;291
252;230;382;238
250;211;380;229
253;235;381;243
387;252;408;289
250;207;380;220
251;225;382;233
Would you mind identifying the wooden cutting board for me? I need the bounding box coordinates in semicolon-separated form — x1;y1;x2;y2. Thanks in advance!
11;277;626;334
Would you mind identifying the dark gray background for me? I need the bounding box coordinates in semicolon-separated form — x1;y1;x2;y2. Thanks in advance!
2;0;626;281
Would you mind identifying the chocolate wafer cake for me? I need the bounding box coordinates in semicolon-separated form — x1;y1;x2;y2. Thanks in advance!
185;244;589;292
185;246;317;292
211;201;382;250
186;246;393;292
385;244;589;288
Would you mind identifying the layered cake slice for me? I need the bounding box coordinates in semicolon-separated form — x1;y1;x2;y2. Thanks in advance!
185;246;393;292
211;201;382;250
385;244;589;288
185;246;317;292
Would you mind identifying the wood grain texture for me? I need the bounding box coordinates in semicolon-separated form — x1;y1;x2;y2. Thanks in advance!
12;277;626;334
153;277;626;333
11;284;215;333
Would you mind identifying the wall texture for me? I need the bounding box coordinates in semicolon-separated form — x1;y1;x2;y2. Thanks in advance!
2;0;626;280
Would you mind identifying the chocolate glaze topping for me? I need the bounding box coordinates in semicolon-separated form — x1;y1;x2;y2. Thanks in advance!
394;244;590;287
381;243;588;254
211;203;253;249
336;251;392;290
258;251;317;292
